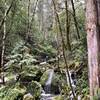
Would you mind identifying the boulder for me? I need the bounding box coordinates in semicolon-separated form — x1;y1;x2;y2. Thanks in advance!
26;81;42;99
53;95;64;100
23;93;34;100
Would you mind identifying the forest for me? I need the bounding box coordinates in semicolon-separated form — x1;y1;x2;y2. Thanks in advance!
0;0;100;100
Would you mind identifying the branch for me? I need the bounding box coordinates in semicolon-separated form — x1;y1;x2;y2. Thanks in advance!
0;0;16;31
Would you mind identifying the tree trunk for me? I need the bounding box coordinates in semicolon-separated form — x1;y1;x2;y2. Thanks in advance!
86;0;100;98
52;0;76;99
0;0;15;30
38;0;44;32
27;0;31;38
70;0;80;39
65;0;71;51
1;0;7;84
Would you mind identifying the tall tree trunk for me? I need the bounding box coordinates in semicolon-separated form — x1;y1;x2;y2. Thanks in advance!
29;0;39;30
70;0;80;39
65;0;71;51
86;0;100;98
38;0;44;32
1;0;7;84
52;0;76;99
0;0;15;30
27;0;31;35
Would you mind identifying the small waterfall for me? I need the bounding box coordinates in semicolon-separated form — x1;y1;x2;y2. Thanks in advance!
44;69;54;94
65;70;77;100
66;70;76;87
40;69;54;100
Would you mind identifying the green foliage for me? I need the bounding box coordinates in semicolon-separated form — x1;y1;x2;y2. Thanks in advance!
92;88;100;100
77;68;89;98
0;81;42;100
5;40;36;67
71;39;87;62
0;83;26;100
3;40;44;100
38;43;57;57
0;0;89;99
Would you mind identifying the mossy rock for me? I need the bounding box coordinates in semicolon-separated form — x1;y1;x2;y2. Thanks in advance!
40;70;66;94
53;95;64;100
26;81;42;100
40;70;50;86
51;72;66;94
23;93;35;100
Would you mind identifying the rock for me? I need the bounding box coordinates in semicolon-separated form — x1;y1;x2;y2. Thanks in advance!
51;73;63;94
26;81;42;99
40;93;54;100
52;95;64;100
40;70;65;95
23;93;34;100
40;70;50;86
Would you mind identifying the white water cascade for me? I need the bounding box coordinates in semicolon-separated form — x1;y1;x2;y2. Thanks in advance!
65;70;77;100
41;69;54;100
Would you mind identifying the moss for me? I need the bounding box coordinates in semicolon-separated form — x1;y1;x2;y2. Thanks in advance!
53;95;64;100
23;93;34;100
40;70;49;86
0;83;26;100
26;81;42;99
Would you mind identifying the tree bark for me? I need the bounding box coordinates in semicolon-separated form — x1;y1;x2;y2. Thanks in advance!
52;0;76;99
27;0;31;36
70;0;80;39
65;0;71;51
0;0;15;31
29;0;39;30
86;0;100;98
1;0;7;84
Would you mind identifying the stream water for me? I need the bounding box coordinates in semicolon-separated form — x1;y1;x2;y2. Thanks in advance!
65;70;77;100
40;69;78;100
40;69;54;100
44;69;54;94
